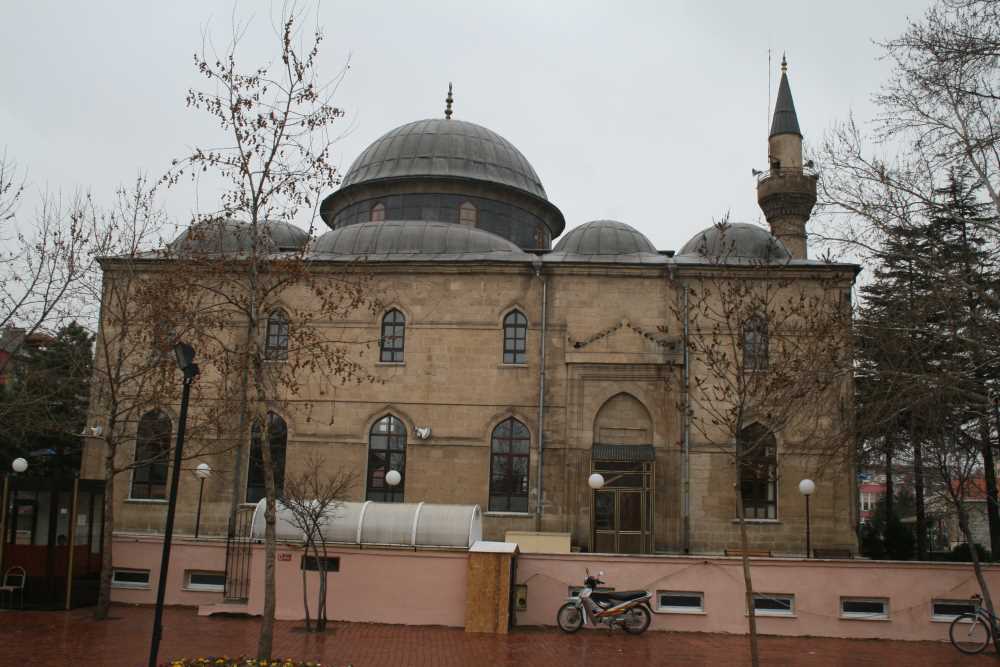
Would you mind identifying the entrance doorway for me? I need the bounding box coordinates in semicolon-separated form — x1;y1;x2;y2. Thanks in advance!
591;447;654;554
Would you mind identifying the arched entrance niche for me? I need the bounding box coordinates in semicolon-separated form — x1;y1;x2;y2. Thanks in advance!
591;393;655;554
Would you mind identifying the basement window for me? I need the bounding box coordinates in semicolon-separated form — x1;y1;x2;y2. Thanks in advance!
185;571;226;592
752;593;794;617
840;597;889;620
932;599;977;622
301;556;340;572
569;586;614;597
657;591;705;614
112;568;150;589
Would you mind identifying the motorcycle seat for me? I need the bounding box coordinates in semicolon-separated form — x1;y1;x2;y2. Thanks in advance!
591;590;648;603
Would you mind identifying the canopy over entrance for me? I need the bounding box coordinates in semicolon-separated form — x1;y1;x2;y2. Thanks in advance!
250;500;482;549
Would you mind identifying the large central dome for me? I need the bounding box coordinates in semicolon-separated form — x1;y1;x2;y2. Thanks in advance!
320;117;564;249
339;119;547;199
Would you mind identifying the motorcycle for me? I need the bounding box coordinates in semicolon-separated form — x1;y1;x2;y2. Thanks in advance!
556;570;652;635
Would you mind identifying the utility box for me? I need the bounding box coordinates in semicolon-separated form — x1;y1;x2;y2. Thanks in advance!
465;541;519;633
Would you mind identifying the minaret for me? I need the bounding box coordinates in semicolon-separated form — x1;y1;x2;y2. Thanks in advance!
756;56;816;260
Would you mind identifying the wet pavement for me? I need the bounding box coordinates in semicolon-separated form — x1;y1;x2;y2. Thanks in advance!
0;605;990;666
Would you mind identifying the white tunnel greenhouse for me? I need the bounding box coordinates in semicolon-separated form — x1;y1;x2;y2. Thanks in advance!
250;500;482;549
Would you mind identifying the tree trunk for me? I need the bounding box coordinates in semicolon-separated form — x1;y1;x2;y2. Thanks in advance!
957;501;1000;654
884;435;895;522
735;485;760;667
254;390;277;660
911;416;928;560
228;338;252;521
317;540;328;631
95;442;116;620
979;418;1000;558
301;539;311;632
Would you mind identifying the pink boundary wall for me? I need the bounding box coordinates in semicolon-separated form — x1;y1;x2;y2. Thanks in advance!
111;535;1000;641
111;535;468;626
516;553;1000;642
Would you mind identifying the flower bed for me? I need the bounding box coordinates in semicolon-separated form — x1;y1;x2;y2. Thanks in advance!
167;659;323;667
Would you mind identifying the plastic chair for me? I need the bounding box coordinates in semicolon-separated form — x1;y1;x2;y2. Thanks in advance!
0;566;26;609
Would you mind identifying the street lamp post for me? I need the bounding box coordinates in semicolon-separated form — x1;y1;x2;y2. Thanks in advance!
0;458;29;574
148;343;199;667
193;463;212;539
385;469;401;488
799;479;816;558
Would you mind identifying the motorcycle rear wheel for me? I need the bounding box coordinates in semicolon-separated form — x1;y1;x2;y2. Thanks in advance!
557;603;584;633
622;605;651;635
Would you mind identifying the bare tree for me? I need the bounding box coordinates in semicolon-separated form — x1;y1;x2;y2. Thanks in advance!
280;457;355;632
676;222;854;667
163;9;377;657
84;178;241;619
0;153;96;379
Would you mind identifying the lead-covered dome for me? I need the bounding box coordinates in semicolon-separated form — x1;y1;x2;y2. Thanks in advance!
169;219;310;256
552;220;657;255
320;118;565;247
311;220;530;262
678;223;791;263
340;119;547;199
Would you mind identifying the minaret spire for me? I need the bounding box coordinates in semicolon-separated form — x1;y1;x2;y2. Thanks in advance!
769;55;801;138
756;54;816;260
445;82;454;120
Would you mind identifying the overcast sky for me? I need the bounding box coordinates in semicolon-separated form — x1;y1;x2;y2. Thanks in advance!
0;0;931;252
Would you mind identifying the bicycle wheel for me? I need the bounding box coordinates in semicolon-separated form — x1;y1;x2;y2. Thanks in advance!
950;613;992;655
622;605;651;635
557;602;584;633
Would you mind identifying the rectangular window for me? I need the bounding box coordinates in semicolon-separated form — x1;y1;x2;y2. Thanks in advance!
752;593;794;617
185;570;226;592
841;597;889;620
932;599;977;621
112;568;150;589
657;591;704;614
301;556;340;572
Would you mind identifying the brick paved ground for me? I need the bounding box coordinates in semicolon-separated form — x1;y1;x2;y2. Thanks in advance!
0;605;992;666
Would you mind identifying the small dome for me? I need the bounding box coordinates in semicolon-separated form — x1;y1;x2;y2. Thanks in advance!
170;219;309;256
552;220;657;255
311;220;529;261
340;118;547;199
678;223;791;262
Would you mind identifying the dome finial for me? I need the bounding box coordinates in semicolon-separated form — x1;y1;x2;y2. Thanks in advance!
781;53;787;73
445;82;454;119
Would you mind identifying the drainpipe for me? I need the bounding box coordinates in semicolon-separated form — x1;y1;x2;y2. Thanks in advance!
682;285;691;553
535;262;548;532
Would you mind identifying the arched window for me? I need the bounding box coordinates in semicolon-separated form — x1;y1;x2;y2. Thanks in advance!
265;309;289;361
131;410;171;500
379;309;405;362
459;201;478;227
503;310;528;365
742;314;768;371
246;412;288;504
739;423;777;519
489;417;530;512
366;415;406;502
370;202;385;222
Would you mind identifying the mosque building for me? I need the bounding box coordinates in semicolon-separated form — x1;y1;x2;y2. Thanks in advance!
83;61;858;557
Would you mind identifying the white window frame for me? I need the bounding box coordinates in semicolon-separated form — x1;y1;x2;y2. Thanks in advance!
840;597;889;620
111;568;151;589
931;598;978;622
751;593;795;617
184;570;226;592
656;591;705;614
